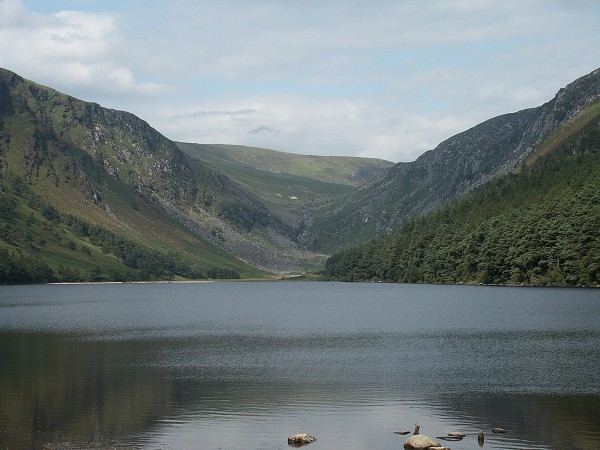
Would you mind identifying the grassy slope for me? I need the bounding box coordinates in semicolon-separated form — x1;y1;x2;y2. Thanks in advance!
177;142;393;215
518;99;600;170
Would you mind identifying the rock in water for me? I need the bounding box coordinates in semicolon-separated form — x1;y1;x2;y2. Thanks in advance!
492;427;507;433
404;434;441;449
447;431;466;437
437;434;463;441
287;433;317;447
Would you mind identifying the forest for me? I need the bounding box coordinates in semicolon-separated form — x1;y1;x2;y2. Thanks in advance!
324;120;600;287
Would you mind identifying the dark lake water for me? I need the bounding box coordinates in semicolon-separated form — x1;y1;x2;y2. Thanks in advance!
1;281;599;449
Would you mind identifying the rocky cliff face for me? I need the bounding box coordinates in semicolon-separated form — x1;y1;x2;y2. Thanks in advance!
311;68;600;252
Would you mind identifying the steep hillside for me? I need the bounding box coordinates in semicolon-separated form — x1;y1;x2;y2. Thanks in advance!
0;68;296;281
311;68;600;252
323;100;600;286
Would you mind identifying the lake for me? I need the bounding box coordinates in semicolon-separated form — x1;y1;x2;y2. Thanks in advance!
0;281;599;449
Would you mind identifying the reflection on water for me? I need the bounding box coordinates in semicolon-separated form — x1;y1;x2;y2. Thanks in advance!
0;333;174;448
0;282;599;449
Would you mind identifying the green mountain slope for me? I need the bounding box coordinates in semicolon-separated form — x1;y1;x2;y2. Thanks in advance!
323;99;600;287
178;143;391;188
0;68;271;282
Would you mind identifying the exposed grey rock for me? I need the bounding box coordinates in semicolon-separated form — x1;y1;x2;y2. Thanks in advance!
403;434;441;449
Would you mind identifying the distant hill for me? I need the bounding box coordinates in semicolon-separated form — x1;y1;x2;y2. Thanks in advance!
323;96;600;287
310;68;600;252
177;142;392;242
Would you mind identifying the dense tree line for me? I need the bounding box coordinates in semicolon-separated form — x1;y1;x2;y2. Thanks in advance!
0;247;54;284
324;122;600;287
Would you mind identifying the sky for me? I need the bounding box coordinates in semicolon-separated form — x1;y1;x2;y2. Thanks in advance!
1;0;600;162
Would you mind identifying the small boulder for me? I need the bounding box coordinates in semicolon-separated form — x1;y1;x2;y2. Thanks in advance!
492;427;507;433
404;434;441;449
447;432;466;437
287;433;317;447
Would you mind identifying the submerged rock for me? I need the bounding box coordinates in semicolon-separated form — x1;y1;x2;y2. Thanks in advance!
404;434;441;449
447;432;466;437
287;433;317;447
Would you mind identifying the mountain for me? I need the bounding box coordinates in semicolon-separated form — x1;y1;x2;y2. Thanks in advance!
310;68;600;252
2;66;600;284
323;94;600;286
0;68;389;282
0;68;273;281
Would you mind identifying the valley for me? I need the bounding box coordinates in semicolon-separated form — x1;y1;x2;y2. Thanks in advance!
1;66;600;286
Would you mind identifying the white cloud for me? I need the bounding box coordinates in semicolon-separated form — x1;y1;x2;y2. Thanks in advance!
2;0;600;162
151;94;477;163
0;0;166;100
